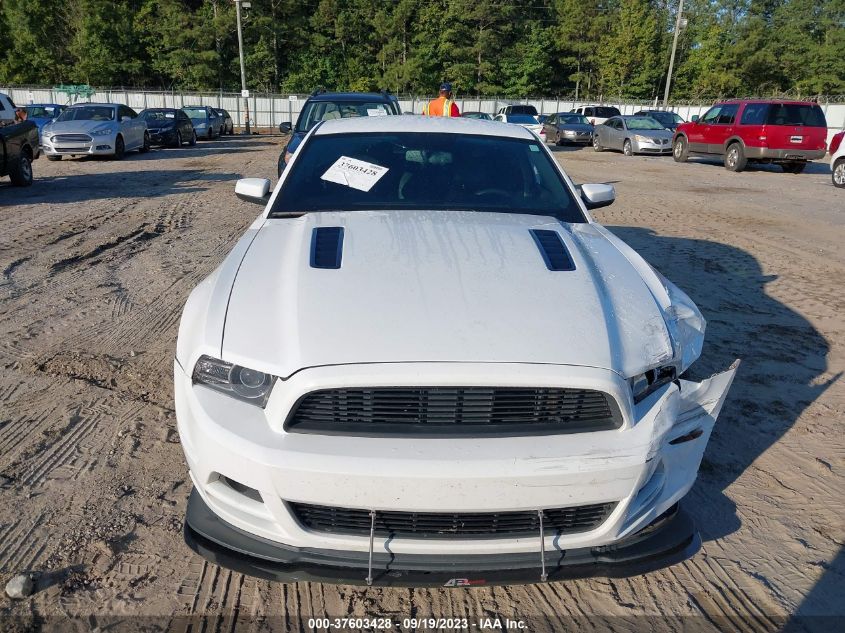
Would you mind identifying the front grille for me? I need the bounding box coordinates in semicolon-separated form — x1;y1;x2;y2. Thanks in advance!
290;502;616;538
286;387;620;435
53;134;92;143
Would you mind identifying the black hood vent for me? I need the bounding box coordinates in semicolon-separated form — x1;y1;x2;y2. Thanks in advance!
310;227;344;269
530;229;575;271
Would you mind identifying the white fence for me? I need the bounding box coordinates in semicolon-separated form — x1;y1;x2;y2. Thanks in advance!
4;86;844;145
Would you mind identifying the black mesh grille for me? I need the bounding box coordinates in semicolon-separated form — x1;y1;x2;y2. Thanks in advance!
289;502;616;538
285;387;620;435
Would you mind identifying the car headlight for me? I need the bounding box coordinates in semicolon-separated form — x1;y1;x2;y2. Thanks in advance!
630;366;676;404
192;355;276;407
634;135;651;143
91;128;114;136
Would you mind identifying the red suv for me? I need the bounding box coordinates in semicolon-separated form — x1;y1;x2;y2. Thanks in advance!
672;99;828;173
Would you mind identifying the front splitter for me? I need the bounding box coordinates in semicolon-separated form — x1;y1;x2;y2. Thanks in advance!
183;489;700;587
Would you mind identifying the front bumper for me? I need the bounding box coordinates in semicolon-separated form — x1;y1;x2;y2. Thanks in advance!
175;359;736;573
184;488;700;586
632;139;672;154
561;132;593;144
42;135;117;156
147;129;178;145
744;146;826;161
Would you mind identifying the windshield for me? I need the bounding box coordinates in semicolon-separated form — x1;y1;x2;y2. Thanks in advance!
183;107;208;119
140;110;176;121
26;105;61;118
765;103;826;127
595;107;621;118
508;105;538;116
625;117;665;131
647;111;683;126
558;114;589;125
462;112;491;120
296;101;392;133
272;132;584;222
505;114;538;124
55;106;115;122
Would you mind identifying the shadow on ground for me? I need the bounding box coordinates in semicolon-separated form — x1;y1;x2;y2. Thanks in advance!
0;170;243;204
607;226;837;542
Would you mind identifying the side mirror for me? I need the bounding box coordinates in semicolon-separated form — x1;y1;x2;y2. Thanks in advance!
690;115;699;122
235;178;272;205
121;116;132;122
279;122;292;133
579;183;615;210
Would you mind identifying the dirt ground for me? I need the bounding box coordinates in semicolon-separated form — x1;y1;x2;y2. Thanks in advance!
0;136;842;632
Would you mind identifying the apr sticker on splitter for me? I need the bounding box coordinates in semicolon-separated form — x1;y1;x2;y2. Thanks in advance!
443;578;487;587
321;156;389;192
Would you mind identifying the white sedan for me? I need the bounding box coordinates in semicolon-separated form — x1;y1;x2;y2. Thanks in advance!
175;116;738;587
41;103;149;160
493;113;545;140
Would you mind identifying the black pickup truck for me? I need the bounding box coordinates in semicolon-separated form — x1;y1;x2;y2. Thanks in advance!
1;93;41;187
1;120;40;186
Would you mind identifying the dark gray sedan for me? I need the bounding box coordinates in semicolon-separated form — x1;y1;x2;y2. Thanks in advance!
592;115;674;156
543;113;594;145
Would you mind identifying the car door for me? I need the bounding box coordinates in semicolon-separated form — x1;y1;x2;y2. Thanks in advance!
543;114;556;139
179;111;193;139
117;106;134;147
687;105;721;153
706;103;738;154
603;117;620;149
127;107;145;146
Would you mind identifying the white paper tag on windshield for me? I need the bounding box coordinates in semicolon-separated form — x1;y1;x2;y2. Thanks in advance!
366;108;387;117
321;156;389;192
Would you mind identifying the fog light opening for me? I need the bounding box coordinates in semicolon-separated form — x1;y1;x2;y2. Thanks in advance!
218;474;262;503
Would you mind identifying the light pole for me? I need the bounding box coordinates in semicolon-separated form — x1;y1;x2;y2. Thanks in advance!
662;0;686;108
234;0;251;134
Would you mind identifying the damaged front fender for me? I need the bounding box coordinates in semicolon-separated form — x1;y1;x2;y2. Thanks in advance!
623;360;740;536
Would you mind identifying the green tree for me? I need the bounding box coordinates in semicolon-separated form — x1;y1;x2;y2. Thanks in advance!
596;0;665;99
0;0;72;84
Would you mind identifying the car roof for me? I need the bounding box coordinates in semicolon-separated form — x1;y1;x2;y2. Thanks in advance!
68;102;118;108
314;115;535;139
309;92;394;102
716;99;819;105
27;103;63;107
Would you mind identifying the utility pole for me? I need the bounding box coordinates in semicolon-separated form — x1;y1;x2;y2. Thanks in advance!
234;0;251;134
663;0;686;108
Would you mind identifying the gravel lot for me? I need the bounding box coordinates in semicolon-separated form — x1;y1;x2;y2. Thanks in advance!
0;137;842;630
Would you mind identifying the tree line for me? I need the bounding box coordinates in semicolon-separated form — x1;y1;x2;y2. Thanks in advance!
1;0;842;100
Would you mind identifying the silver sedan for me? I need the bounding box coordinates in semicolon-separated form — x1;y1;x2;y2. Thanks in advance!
592;115;673;156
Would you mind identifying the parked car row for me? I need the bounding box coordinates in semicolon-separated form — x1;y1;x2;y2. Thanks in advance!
39;103;235;161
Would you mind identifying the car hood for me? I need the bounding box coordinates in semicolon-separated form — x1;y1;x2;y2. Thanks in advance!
44;120;115;134
220;211;678;378
560;124;594;133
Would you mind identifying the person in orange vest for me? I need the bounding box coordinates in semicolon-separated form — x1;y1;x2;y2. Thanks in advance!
423;82;460;117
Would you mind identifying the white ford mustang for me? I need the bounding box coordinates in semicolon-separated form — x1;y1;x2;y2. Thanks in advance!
175;116;738;587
